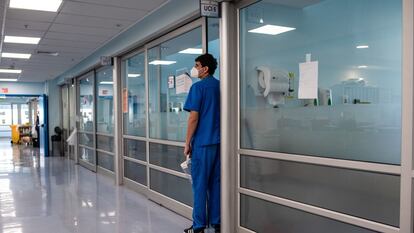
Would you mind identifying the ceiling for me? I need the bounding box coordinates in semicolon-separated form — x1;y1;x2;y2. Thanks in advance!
0;0;169;82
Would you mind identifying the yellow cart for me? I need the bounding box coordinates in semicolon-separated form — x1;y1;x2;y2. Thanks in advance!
10;125;19;144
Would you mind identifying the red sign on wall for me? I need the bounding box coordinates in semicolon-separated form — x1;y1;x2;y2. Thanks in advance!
1;88;8;94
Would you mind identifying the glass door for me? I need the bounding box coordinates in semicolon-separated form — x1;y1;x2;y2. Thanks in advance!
78;72;96;172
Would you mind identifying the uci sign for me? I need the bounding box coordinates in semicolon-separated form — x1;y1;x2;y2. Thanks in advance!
200;0;220;18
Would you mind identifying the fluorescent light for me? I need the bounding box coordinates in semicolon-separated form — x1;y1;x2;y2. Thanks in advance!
356;45;369;49
0;69;22;74
179;48;203;55
149;60;176;65
248;24;296;35
2;53;31;59
128;74;141;78
100;81;113;85
358;65;368;69
4;36;40;44
0;79;18;82
9;0;63;12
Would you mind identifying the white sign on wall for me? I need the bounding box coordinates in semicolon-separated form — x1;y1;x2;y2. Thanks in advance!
200;0;220;18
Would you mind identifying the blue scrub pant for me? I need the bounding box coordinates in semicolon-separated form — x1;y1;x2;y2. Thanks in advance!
191;144;221;230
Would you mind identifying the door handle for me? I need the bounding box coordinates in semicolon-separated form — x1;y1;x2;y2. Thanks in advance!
41;124;44;127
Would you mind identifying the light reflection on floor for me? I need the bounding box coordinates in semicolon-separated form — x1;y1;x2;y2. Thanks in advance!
0;138;192;233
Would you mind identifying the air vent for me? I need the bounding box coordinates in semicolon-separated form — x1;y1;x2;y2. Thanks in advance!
36;51;59;56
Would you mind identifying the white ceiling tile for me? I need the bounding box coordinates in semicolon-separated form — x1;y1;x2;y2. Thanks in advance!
5;19;51;31
4;28;45;37
2;44;37;53
36;44;93;53
49;23;119;37
44;31;107;43
6;8;57;23
54;13;132;29
40;38;100;49
69;0;168;11
61;1;146;21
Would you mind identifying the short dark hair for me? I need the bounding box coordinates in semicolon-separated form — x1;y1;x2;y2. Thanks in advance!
195;53;217;75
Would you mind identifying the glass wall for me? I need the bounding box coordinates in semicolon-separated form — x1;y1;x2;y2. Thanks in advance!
239;0;402;165
238;0;403;232
121;21;206;213
96;67;115;172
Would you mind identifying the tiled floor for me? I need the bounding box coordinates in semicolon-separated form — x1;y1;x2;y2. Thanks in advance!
0;138;193;233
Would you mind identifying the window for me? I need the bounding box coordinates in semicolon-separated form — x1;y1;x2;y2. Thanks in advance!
148;27;203;141
239;0;402;164
96;67;114;134
122;52;146;137
79;73;94;132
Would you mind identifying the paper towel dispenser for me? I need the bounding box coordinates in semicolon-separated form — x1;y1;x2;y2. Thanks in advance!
256;66;291;107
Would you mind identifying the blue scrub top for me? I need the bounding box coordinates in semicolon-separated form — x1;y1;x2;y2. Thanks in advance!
184;75;220;146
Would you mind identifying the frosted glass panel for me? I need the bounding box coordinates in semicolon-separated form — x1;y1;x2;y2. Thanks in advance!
124;160;147;186
79;147;95;164
149;143;183;172
96;135;114;153
150;169;192;206
240;194;376;233
97;152;114;172
124;139;146;161
123;52;146;137
239;0;402;164
148;27;202;141
78;133;94;147
240;155;400;226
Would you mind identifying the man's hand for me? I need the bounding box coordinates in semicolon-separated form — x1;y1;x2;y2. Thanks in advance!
184;143;192;158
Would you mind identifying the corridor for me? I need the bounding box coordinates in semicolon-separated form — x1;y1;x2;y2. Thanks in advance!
0;139;191;233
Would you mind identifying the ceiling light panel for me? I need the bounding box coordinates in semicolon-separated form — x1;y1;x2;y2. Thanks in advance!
149;60;176;65
179;48;203;55
9;0;63;12
4;36;41;44
248;24;296;35
2;53;31;59
128;74;141;78
0;69;22;73
0;78;18;82
356;45;369;49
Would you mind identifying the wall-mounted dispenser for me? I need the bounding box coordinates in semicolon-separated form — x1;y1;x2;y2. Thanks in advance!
256;66;293;107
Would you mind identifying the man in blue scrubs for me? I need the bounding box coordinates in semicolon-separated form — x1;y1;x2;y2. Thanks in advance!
183;53;220;233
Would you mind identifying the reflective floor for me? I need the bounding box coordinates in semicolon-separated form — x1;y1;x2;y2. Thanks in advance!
0;138;192;233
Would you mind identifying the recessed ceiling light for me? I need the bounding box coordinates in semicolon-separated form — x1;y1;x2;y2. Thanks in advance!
356;45;369;49
0;78;18;82
4;36;40;44
9;0;63;12
248;24;296;35
149;60;177;65
358;65;368;69
179;48;203;55
2;53;31;59
0;69;22;74
100;81;113;85
128;74;141;78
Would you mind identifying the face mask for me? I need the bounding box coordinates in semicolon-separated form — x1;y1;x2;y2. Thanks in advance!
190;67;199;78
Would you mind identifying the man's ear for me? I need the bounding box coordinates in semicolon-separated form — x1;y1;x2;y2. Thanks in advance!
204;66;209;75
